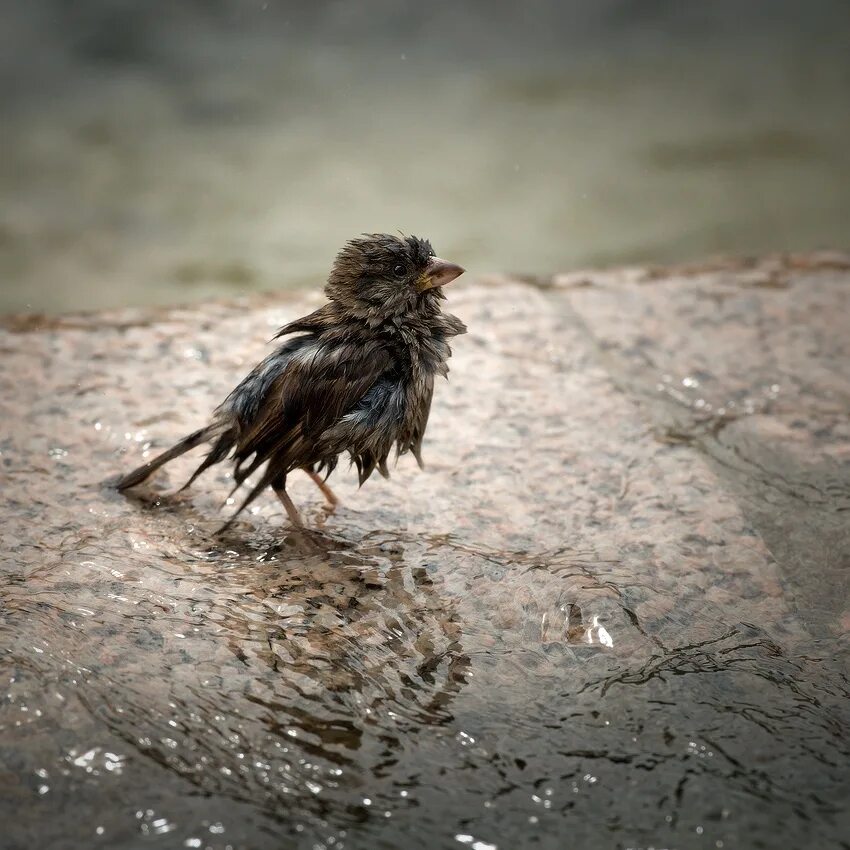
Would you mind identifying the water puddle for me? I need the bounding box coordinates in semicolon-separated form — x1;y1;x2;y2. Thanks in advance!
2;503;846;849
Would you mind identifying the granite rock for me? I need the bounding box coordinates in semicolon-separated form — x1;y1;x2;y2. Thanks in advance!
1;256;848;850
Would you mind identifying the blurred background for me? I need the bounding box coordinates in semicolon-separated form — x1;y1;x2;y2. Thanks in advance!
1;0;849;314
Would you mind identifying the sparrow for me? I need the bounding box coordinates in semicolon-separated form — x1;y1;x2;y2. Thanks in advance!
117;234;467;528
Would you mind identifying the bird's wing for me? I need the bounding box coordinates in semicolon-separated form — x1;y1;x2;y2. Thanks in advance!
272;303;338;339
230;336;393;471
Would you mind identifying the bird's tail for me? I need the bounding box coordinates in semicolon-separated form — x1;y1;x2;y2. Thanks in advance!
116;424;233;491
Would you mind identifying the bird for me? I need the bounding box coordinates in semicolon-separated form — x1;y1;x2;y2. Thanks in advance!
117;233;467;529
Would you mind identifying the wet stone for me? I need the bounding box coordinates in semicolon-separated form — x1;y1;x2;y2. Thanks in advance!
1;256;849;850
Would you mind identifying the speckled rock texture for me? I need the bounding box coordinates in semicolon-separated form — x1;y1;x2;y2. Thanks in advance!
1;255;848;850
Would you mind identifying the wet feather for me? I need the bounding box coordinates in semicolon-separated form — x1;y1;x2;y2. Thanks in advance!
117;234;466;527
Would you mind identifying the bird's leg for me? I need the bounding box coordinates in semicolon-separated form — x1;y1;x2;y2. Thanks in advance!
304;468;339;507
272;483;304;528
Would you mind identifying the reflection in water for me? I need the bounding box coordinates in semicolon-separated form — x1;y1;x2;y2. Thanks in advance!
4;521;474;836
3;500;847;848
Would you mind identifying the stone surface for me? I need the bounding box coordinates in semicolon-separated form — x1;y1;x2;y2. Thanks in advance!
1;255;848;850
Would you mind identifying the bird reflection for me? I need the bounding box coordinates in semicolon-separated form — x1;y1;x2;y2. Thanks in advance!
67;526;471;825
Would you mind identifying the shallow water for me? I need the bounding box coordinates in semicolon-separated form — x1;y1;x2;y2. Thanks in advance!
4;521;846;849
1;271;848;848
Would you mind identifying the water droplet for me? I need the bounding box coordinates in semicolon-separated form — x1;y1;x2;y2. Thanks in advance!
152;817;174;834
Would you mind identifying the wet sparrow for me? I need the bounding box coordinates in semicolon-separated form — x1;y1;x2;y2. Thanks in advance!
117;234;466;528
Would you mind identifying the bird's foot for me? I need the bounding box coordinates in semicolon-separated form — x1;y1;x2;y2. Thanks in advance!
304;469;340;508
273;484;304;528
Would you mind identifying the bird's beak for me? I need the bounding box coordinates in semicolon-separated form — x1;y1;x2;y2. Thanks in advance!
419;257;465;291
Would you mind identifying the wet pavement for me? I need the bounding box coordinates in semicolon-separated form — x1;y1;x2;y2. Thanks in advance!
1;255;849;849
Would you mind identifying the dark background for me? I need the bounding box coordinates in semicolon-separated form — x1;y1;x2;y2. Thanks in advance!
2;0;849;313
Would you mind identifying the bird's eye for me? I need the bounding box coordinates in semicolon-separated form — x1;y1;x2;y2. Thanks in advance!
393;264;406;278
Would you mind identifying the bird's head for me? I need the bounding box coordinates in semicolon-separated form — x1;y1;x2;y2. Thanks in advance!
325;234;465;321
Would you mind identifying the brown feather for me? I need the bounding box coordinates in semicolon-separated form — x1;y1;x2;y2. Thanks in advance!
116;234;466;527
